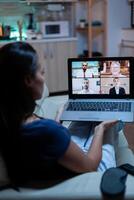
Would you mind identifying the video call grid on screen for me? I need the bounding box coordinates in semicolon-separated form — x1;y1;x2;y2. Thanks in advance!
70;59;130;95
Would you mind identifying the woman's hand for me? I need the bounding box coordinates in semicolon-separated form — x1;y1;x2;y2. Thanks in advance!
94;120;118;135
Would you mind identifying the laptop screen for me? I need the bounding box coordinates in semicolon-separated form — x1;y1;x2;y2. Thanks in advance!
68;57;134;99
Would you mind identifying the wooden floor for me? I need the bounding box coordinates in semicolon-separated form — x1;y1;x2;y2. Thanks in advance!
124;123;134;152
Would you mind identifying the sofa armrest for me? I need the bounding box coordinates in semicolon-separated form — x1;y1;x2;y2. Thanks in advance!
0;172;103;200
1;171;134;200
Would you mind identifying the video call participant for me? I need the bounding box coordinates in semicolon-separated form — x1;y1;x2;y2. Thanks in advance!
109;77;126;95
110;61;126;77
79;78;95;94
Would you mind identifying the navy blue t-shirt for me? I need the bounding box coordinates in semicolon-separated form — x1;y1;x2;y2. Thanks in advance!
19;119;72;182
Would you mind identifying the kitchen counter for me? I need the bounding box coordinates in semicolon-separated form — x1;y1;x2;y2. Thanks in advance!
0;37;77;44
27;37;77;43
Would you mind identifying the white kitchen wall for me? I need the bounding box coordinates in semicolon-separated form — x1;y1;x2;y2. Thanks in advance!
107;0;131;56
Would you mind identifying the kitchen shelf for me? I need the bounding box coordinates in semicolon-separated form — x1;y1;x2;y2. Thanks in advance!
76;0;107;57
76;26;104;38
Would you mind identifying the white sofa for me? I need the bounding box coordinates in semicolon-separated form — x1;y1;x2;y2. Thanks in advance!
0;86;134;200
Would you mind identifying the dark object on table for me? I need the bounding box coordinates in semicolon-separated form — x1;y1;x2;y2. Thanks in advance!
119;163;134;176
100;167;127;199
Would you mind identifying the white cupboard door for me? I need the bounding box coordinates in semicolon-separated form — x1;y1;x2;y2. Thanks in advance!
44;42;58;93
55;41;77;92
46;41;77;93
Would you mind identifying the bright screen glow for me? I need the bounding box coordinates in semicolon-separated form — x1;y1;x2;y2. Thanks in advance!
72;60;130;95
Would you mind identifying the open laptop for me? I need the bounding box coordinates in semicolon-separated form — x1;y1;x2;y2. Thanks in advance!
60;57;134;122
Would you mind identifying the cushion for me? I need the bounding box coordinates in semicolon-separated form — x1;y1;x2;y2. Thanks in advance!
35;95;68;119
42;83;49;98
116;147;134;166
35;83;49;105
116;131;134;166
34;83;49;115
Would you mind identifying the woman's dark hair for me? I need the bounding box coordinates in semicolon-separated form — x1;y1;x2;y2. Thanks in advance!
0;42;38;184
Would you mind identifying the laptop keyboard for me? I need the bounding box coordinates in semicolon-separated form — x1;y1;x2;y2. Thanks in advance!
67;102;131;112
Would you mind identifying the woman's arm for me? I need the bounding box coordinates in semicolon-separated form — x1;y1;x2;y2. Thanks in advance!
58;120;118;173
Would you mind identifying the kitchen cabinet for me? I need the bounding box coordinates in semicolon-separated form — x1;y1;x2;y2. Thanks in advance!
30;39;77;94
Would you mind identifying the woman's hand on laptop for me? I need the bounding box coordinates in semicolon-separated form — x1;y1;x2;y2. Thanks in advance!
94;120;119;136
